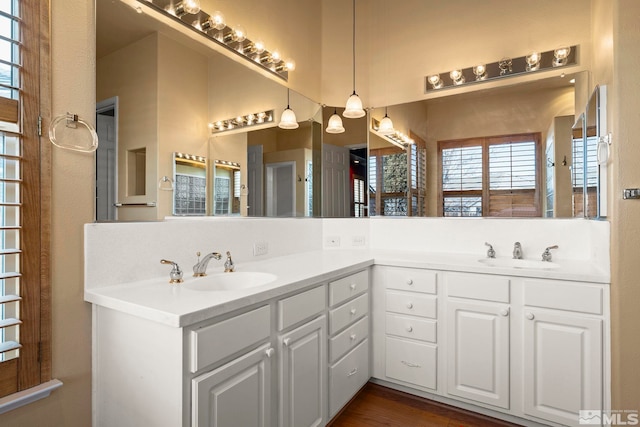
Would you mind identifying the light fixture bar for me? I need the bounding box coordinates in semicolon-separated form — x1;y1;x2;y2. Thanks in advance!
137;0;292;81
174;152;206;164
371;118;414;150
209;110;275;134
426;45;578;92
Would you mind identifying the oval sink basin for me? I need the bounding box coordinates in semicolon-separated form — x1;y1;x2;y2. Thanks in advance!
183;272;277;292
478;258;560;270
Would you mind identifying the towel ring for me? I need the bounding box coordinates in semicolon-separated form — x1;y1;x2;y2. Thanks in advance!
49;113;99;153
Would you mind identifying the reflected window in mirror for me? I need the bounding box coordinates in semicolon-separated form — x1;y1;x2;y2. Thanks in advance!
173;153;207;216
438;133;541;217
213;160;241;216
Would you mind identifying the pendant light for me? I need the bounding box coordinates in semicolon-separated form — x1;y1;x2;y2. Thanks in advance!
343;0;365;119
278;89;299;129
378;106;394;135
326;108;345;134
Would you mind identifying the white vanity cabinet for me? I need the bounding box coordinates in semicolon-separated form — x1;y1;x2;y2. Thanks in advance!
327;270;370;418
444;272;511;409
522;279;605;427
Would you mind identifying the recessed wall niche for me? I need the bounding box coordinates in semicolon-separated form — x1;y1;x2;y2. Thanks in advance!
127;147;146;196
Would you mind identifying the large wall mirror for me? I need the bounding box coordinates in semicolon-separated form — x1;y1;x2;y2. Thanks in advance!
96;0;602;221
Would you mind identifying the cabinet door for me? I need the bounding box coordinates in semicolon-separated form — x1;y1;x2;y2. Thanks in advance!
524;310;602;426
192;344;272;427
446;300;510;409
279;315;327;427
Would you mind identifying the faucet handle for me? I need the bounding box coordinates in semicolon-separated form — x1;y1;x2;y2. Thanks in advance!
541;245;558;262
484;242;496;259
160;259;184;284
224;251;235;273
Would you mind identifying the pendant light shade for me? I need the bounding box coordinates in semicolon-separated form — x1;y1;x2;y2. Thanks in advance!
326;108;345;134
343;0;365;119
378;107;394;135
278;89;299;129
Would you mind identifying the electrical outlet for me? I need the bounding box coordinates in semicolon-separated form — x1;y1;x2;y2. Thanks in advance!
325;236;341;247
253;241;268;256
352;235;366;246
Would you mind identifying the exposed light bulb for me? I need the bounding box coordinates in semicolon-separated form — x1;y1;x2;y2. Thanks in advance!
526;51;541;71
233;25;247;42
271;50;281;62
254;39;266;54
553;46;571;66
473;64;487;80
182;0;200;14
211;11;225;30
428;74;443;89
285;58;296;71
450;69;465;85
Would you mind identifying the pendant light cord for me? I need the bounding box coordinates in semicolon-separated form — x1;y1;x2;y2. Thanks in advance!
352;0;356;94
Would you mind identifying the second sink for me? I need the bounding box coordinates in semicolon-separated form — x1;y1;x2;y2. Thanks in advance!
183;272;277;292
478;258;560;270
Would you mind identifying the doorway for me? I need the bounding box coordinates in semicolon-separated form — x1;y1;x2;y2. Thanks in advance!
96;97;118;221
265;161;296;217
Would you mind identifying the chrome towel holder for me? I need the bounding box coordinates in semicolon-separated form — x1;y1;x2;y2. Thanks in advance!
49;112;99;153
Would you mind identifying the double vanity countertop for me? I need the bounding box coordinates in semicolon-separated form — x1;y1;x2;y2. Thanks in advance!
84;249;610;328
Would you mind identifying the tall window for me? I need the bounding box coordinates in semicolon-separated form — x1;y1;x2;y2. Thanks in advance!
439;133;541;217
0;0;51;397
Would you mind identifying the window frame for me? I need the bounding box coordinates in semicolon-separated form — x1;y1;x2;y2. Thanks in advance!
0;0;52;398
437;133;542;217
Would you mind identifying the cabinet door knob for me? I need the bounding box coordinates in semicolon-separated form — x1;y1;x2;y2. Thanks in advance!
283;338;291;347
350;333;357;341
406;326;413;332
500;308;510;317
350;283;357;291
406;279;413;285
265;348;275;358
350;308;357;315
406;302;414;309
526;312;535;320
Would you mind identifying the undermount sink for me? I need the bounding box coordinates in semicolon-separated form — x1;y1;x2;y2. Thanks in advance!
478;258;560;270
182;272;277;291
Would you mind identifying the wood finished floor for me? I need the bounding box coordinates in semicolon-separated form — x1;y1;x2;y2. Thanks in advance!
328;383;523;427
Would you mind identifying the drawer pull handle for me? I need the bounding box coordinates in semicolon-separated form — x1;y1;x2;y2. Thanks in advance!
283;338;291;347
350;308;357;315
500;308;510;317
406;326;413;332
406;302;414;309
406;279;413;285
265;348;275;358
526;312;535;320
350;283;357;291
401;360;421;368
350;333;357;341
347;368;358;377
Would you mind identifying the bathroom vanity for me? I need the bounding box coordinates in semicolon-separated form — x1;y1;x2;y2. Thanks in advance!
85;218;610;427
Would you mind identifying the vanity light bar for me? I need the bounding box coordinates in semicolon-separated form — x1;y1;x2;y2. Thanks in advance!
137;1;293;81
371;118;414;150
209;110;275;134
214;159;241;169
425;45;578;92
175;152;206;164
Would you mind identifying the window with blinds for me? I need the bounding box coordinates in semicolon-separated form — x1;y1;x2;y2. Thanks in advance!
439;134;541;217
0;0;50;398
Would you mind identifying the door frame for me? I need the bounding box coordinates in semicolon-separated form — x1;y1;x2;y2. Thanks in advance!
95;96;119;221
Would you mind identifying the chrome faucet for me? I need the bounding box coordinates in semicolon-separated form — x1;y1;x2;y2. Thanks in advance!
513;242;523;260
193;251;222;277
160;259;183;284
541;245;559;262
484;242;496;259
224;251;235;273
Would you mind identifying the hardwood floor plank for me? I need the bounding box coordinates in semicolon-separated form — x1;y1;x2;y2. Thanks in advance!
329;383;523;427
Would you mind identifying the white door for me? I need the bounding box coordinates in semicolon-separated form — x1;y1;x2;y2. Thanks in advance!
524;310;603;426
247;145;263;216
279;315;327;427
96;99;118;221
446;300;510;409
192;344;273;427
322;143;349;217
266;162;295;217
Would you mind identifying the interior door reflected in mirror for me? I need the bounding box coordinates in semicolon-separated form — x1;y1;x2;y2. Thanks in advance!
213;160;241;216
173;152;207;216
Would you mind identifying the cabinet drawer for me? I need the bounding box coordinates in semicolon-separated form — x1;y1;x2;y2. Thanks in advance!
386;313;436;343
446;273;510;303
329;270;369;307
329;293;369;335
278;285;326;331
190;305;270;373
385;267;437;294
329;339;369;417
385;336;437;390
523;280;604;315
386;291;437;318
330;316;368;363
